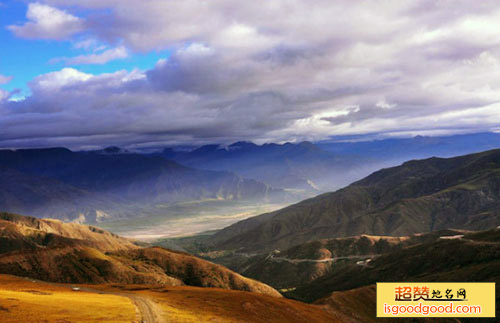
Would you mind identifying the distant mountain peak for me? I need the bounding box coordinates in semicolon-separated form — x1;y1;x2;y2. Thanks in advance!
88;146;129;155
192;144;221;153
228;141;257;149
297;141;319;149
103;146;123;154
16;147;73;156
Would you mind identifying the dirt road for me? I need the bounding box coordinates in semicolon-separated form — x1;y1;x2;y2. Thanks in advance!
127;294;164;323
79;287;164;323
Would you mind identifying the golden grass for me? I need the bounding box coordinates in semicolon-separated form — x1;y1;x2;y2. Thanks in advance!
0;275;338;322
136;286;337;323
0;275;136;323
79;247;113;261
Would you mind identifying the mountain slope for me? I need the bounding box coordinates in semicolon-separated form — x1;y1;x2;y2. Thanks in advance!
0;213;280;297
0;148;284;222
210;149;500;252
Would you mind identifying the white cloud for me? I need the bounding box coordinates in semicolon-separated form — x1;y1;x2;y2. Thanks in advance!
31;68;92;92
62;46;128;65
376;99;396;110
177;43;214;57
0;74;12;85
73;38;98;50
8;2;83;40
0;89;9;102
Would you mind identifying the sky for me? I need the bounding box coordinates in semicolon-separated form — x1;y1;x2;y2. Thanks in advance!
1;0;500;149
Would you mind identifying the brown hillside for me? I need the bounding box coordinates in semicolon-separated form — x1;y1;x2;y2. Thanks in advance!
0;213;280;297
287;228;500;307
0;212;139;253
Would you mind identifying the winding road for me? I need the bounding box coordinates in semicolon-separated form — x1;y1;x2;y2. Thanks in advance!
267;254;375;264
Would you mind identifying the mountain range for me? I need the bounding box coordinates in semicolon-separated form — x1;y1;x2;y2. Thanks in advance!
318;132;500;160
2;132;499;226
161;141;366;192
0;148;284;222
159;132;500;194
206;148;500;252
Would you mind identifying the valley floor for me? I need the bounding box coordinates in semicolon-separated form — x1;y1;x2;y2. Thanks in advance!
99;200;288;241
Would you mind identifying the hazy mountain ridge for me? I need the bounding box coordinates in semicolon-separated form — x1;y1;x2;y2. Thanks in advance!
318;132;500;159
160;141;367;192
0;165;130;223
209;149;500;252
159;133;500;195
0;148;285;222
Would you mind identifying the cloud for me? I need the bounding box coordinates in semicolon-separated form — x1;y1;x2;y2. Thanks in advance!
58;46;128;65
3;1;500;148
73;38;107;52
8;2;83;40
0;90;9;102
0;75;12;85
30;68;92;92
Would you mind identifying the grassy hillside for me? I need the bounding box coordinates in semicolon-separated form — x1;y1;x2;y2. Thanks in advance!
0;212;139;253
0;275;337;323
0;275;136;323
0;213;280;297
